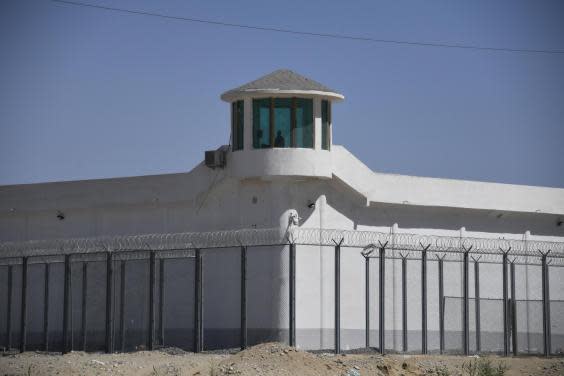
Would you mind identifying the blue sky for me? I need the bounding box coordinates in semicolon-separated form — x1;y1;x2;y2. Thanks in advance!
1;0;563;187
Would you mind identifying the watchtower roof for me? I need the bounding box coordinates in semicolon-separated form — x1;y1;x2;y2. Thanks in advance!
220;69;344;102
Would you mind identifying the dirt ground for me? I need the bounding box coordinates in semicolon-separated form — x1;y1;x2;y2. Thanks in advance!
1;343;563;376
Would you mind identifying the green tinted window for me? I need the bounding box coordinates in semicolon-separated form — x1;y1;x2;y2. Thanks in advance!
232;100;244;151
274;98;292;148
295;98;313;148
253;97;315;149
253;98;271;148
321;100;330;150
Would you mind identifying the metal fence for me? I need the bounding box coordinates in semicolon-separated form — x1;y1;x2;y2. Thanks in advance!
0;250;198;354
0;227;563;356
359;249;563;357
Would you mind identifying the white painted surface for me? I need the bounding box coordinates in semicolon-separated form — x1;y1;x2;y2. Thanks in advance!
331;145;564;215
228;148;333;179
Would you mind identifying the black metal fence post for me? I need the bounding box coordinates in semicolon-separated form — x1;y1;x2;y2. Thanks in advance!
541;251;551;357
241;246;247;349
81;262;88;352
119;260;126;353
437;255;445;354
501;248;509;357
194;248;203;353
19;257;28;353
421;245;430;354
401;254;407;353
105;251;114;354
510;260;517;356
289;243;296;347
547;261;552;357
6;265;13;350
334;240;342;354
62;255;70;354
159;258;165;346
379;246;386;354
44;263;50;352
148;251;156;351
365;256;370;349
473;257;481;354
462;247;471;355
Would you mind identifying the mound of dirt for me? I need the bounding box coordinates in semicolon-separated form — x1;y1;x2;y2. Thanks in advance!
1;342;563;376
211;342;394;376
210;343;564;376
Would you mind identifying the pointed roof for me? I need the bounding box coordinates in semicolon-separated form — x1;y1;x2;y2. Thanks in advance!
221;69;344;102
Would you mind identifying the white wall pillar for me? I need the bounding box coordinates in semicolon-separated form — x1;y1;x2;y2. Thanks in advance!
329;101;333;150
244;97;252;150
313;98;322;150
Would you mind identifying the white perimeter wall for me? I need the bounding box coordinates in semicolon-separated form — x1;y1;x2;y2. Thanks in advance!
1;147;563;351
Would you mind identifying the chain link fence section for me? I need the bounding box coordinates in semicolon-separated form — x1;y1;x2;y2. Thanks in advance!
551;300;564;355
202;247;241;350
444;296;564;355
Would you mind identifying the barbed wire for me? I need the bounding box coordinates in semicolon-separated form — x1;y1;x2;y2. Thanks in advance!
292;228;564;256
0;227;563;262
0;228;283;258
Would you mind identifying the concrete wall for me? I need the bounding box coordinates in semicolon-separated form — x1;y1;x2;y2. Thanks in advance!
1;144;563;352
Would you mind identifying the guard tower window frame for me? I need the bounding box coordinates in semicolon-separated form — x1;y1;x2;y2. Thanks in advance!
321;100;331;150
252;97;314;149
231;100;244;151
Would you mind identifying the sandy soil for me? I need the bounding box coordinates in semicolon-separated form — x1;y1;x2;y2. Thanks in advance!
1;343;563;376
